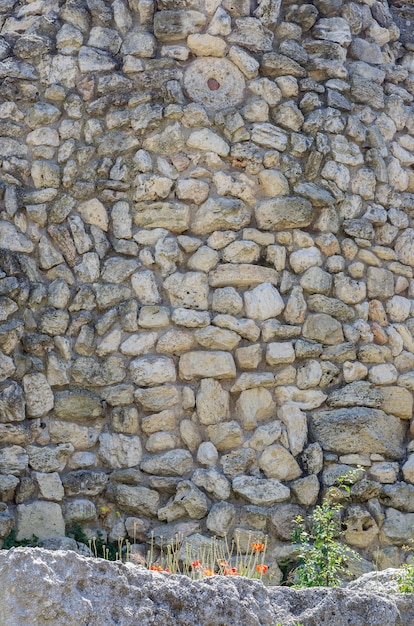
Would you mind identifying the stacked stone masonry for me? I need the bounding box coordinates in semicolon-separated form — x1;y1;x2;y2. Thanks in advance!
1;0;414;582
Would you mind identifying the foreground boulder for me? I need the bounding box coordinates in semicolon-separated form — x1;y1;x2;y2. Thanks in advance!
1;549;414;626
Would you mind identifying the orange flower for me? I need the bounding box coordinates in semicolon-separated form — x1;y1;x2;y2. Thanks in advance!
164;568;171;573
251;542;265;552
192;560;201;568
204;568;215;576
224;567;238;576
150;565;163;571
256;564;269;574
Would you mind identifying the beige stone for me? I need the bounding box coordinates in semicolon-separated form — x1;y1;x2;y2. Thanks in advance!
209;264;278;287
23;373;54;418
236;387;276;430
78;198;108;231
381;386;413;419
179;351;236;380
187;34;227;57
164;272;209;310
266;342;295;365
196;378;229;425
259;444;302;480
206;421;243;451
98;433;142;468
278;405;307;456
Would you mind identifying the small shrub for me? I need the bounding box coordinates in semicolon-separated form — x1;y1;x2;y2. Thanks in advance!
291;467;362;587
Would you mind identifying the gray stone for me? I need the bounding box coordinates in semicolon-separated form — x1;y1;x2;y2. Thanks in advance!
232;475;290;505
310;407;405;460
255;197;313;230
0;382;25;423
114;484;159;517
302;313;344;345
1;549;414;624
16;502;65;540
140;450;194;476
54;390;103;422
192;198;251;236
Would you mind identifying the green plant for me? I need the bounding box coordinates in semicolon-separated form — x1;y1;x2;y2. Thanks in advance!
1;529;39;550
396;563;414;593
291;468;362;588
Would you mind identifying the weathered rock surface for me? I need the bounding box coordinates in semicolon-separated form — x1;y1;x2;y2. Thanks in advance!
0;549;414;626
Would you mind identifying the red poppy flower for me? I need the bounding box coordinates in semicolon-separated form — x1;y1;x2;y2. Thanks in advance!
251;542;265;552
256;564;269;574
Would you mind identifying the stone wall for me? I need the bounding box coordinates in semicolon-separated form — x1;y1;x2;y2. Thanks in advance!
1;0;414;579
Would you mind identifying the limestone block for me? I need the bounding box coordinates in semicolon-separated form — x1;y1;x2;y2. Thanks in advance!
235;344;263;369
16;501;65;540
120;332;158;356
244;283;284;320
209;264;278;287
402;456;414;485
0;445;28;476
291;475;320;507
310;407;405;460
259;445;302;480
214;315;260;341
192;468;231;500
140;450;194;476
98;433;142;469
266;342;295;366
381;386;413;419
194;326;240;350
62;471;108;497
206;421;243;451
187;128;229;156
180;420;201;453
164;272;209;310
146;431;178;453
248;422;282;452
130;356;176;387
154;10;206;42
269;503;306;541
192;197;251;236
134;386;180;412
381;507;414;545
196;378;229;425
22;373;54;418
206;501;236;536
54;390;103;421
179;351;236;380
232;475;290;505
197;442;219;467
303;313;344;345
343;505;379;548
222;241;260;264
48;421;101;449
236;387;275;430
255;197;313;230
27;444;74;473
34;472;64;501
0;382;25;423
278;405;307;456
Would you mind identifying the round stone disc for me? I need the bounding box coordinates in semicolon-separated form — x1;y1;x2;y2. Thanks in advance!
183;57;246;111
